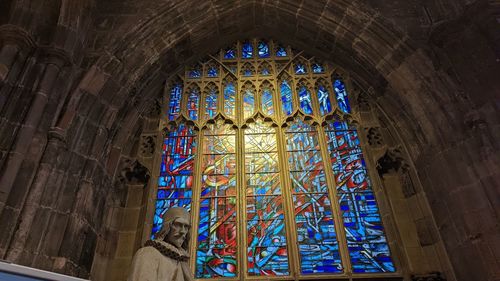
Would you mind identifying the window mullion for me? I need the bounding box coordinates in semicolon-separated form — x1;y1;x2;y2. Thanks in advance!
236;126;246;281
189;127;204;274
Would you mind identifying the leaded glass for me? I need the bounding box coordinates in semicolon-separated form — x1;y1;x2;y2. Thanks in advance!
258;41;270;58
333;79;351;113
242;41;253;59
298;85;313;115
276;45;287;57
168;84;182;121
224;47;236;59
224;81;236;118
154;124;196;236
187;87;200;120
243;88;255;119
295;63;307;74
159;40;397;280
245;121;289;276
280;80;293;116
196;121;238;278
207;65;218;77
204;87;217;120
325;120;395;273
285;120;342;274
261;87;274;116
317;84;332;116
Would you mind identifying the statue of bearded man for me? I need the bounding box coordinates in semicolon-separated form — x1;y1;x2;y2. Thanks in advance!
128;207;193;281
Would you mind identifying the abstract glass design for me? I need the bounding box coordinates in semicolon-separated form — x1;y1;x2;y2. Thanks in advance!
285;120;343;274
295;63;307;74
333;79;351;113
189;66;202;78
312;63;324;73
261;87;274;116
298;85;313;115
242;41;253;59
196;121;238;278
280;80;293;116
243;88;255;120
325;120;395;273
204;87;217;120
187;88;200;121
154;124;196;236
276;45;287;57
245;121;289;276
224;82;236;118
317;84;332;116
168;84;182;121
207;66;218;77
224;47;236;59
258;41;270;58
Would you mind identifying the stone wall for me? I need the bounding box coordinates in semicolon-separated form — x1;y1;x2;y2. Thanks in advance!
0;1;498;280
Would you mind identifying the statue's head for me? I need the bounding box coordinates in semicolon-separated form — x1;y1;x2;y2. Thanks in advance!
156;207;191;250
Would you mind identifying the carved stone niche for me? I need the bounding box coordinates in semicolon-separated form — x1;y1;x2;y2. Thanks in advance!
365;127;383;146
139;134;157;158
117;158;150;185
377;148;416;197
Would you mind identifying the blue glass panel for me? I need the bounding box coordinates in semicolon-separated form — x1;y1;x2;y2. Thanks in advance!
153;124;196;237
312;63;324;73
317;85;332;115
168;84;182;121
224;47;236;59
187;88;200;120
207;66;218;77
204;88;217;120
189;68;201;78
242;42;253;59
280;80;293;116
285;121;343;274
295;63;307;74
325;121;395;273
261;88;274;116
276;46;287;57
261;68;270;75
244;68;253;76
258;41;270;58
224;82;236;117
333;79;351;113
298;86;313;114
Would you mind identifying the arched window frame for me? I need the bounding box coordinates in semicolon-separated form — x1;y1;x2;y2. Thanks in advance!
151;39;403;281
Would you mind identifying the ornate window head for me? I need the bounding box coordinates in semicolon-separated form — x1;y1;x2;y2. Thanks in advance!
155;39;397;279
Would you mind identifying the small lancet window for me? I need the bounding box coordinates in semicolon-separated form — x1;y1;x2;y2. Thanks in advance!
295;62;307;75
280;80;293;116
312;63;324;74
188;65;202;78
261;84;274;117
298;84;313;115
168;83;182;121
333;79;351;113
224;46;236;59
207;65;218;77
204;85;218;120
187;87;200;121
317;84;332;116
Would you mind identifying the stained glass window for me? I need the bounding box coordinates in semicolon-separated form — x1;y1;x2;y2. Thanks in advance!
189;66;202;78
196;121;237;278
245;121;289;276
204;86;217;120
242;41;253;59
258;41;270;58
168;84;182;121
187;87;200;120
325;120;395;273
285;120;342;274
261;86;274;116
280;80;293;116
224;81;236;118
317;84;332;116
243;87;255;120
298;85;313;115
159;40;397;280
334;79;351;113
154;123;196;236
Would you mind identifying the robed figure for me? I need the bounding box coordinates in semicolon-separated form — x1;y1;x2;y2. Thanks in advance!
128;207;194;281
